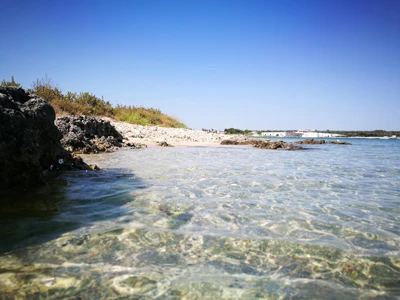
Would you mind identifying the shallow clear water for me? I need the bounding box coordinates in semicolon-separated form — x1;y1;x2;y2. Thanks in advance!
1;139;400;299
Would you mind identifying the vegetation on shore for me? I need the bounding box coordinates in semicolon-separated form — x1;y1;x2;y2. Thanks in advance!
229;127;400;138
224;128;253;135
1;76;187;128
322;130;399;137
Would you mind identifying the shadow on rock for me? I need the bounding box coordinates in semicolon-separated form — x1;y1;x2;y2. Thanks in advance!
0;87;90;192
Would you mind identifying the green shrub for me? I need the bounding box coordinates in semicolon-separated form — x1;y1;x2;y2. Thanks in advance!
31;76;63;102
1;76;21;87
224;128;252;135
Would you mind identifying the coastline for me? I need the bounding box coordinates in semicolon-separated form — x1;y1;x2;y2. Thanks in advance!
106;118;246;147
103;118;400;146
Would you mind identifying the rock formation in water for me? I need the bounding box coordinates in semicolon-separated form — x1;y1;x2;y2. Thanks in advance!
296;139;351;145
0;87;89;189
221;138;304;150
253;140;304;150
327;140;351;145
220;137;258;145
295;139;326;144
55;115;145;154
157;141;174;147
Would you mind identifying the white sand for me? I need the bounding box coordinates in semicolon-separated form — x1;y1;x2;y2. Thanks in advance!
107;119;240;147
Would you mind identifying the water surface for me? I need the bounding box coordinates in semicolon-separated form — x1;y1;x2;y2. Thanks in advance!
0;139;399;299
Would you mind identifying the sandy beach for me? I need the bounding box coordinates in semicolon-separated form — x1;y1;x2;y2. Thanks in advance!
107;119;247;147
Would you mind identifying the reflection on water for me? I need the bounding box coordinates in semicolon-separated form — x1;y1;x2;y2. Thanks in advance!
0;169;144;254
0;140;400;299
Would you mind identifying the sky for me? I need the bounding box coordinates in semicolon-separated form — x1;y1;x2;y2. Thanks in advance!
1;0;399;130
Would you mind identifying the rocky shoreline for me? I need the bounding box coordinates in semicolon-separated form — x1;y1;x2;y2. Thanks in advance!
0;87;352;191
0;87;90;191
107;120;308;150
55;116;146;154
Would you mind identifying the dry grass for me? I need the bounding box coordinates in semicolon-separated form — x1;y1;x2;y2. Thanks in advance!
25;77;186;128
114;105;186;128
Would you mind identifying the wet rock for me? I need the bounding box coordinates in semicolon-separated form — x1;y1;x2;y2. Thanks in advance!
253;140;304;150
125;142;147;149
295;139;326;144
296;139;351;145
89;164;100;170
327;140;351;145
220;138;257;145
157;141;173;147
55;116;124;154
220;140;240;145
221;138;304;150
0;87;90;190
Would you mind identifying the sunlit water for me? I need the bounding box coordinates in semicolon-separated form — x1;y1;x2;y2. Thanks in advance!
1;139;399;299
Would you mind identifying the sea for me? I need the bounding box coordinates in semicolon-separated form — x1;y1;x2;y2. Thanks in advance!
0;138;399;299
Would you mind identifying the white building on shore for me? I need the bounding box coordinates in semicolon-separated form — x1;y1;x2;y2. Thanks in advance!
299;131;344;138
259;130;345;138
260;131;301;137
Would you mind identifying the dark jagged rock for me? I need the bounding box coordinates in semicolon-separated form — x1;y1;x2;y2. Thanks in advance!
253;140;304;150
327;140;351;145
55;116;124;154
157;141;173;147
0;87;90;190
221;138;304;150
295;139;326;144
220;138;257;145
220;140;240;145
125;142;147;149
296;138;351;145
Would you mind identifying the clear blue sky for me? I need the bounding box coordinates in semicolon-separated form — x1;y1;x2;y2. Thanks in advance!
1;0;399;130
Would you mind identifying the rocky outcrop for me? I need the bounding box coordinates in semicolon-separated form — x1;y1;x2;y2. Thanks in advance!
220;138;304;150
296;139;351;145
55;116;122;154
327;140;351;145
295;139;325;144
220;137;257;145
0;87;89;189
253;140;304;150
157;141;173;147
55;116;147;153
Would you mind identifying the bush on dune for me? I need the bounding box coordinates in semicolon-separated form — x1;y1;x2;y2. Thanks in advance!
1;76;21;88
1;76;186;128
31;77;114;117
114;105;186;128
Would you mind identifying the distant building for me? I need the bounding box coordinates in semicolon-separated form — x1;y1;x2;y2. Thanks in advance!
261;131;287;137
297;130;345;138
260;131;302;137
259;130;345;138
